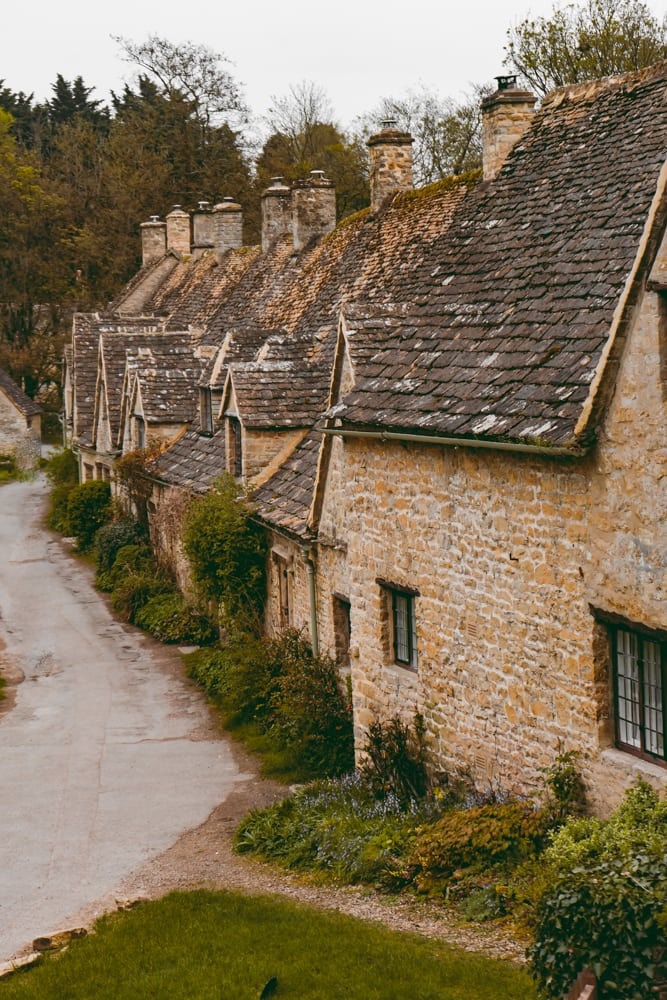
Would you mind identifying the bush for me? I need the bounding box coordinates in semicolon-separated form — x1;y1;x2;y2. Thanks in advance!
359;714;430;806
134;592;218;645
528;781;667;999
66;480;113;550
44;448;79;531
270;631;355;778
529;854;667;999
183;475;267;631
44;447;78;486
405;800;549;896
95;519;144;572
186;629;354;781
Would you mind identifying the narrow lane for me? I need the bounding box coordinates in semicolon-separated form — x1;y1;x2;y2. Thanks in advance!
0;475;244;962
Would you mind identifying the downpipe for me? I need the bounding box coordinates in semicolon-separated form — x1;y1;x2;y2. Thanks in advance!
301;546;319;657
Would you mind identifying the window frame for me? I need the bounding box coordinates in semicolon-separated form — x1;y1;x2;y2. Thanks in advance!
200;388;214;436
377;578;419;671
609;620;667;765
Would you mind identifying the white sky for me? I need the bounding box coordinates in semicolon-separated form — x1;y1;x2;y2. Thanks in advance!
3;0;666;130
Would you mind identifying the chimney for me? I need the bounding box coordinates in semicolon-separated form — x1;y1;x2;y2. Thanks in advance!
261;177;292;252
213;197;243;257
192;200;215;255
481;76;537;181
292;170;336;251
367;119;413;213
165;205;191;256
140;216;167;266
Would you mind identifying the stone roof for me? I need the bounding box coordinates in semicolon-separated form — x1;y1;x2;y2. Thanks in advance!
0;368;41;417
71;315;162;446
98;328;174;445
151;422;226;493
328;65;667;449
253;429;322;538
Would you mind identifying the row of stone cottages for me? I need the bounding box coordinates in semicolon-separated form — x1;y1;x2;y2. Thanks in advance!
64;64;667;814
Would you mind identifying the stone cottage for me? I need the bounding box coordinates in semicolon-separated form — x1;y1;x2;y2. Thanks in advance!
64;63;667;811
0;367;41;468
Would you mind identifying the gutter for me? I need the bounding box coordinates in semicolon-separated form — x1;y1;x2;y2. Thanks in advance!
300;546;319;657
320;425;585;458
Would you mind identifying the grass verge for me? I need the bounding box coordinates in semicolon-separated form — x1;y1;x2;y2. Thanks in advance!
0;890;535;999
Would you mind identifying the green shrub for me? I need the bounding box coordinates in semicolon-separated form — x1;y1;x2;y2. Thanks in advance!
359;714;430;805
96;543;154;591
541;748;586;824
528;781;667;999
134;592;217;645
405;800;549;896
44;449;79;532
0;453;19;483
66;480;113;550
47;482;74;532
185;630;353;781
529;854;667;999
270;631;354;778
95;519;144;572
44;447;78;486
183;474;267;631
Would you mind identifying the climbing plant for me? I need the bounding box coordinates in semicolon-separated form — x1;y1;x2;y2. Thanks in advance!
182;474;267;631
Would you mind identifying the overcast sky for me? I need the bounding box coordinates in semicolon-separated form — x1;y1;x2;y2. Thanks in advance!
3;0;666;130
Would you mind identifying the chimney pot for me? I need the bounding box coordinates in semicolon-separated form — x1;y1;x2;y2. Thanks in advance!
213;198;243;257
140;217;167;265
481;79;536;181
367;123;414;214
261;178;292;252
292;170;336;251
192;201;215;255
166;206;191;255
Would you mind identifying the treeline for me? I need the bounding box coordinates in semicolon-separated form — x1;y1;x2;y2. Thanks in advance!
0;0;664;429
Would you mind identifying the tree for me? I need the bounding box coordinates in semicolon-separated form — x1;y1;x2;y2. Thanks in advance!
258;81;369;219
505;0;667;97
0;109;73;398
357;85;488;187
114;35;247;131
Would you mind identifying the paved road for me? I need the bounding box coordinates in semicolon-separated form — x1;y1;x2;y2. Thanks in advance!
0;476;244;962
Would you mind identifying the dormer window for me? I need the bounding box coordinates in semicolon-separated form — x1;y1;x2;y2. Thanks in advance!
200;388;214;436
228;416;242;478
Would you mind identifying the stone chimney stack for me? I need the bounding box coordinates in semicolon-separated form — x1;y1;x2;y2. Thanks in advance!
166;205;191;256
140;216;167;266
192;201;215;255
261;177;292;252
367;119;413;214
213;197;243;257
481;76;537;181
292;170;336;251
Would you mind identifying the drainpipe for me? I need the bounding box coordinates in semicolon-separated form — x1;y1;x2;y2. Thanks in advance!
320;425;585;457
301;546;319;657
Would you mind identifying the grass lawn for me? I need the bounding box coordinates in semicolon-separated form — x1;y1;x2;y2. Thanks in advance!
1;891;536;1000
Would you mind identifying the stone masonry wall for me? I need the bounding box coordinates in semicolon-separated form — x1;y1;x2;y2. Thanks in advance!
244;428;306;481
264;532;313;640
314;284;666;812
0;394;40;468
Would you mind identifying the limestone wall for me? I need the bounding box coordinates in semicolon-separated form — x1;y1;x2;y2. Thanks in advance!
312;284;666;812
0;394;41;468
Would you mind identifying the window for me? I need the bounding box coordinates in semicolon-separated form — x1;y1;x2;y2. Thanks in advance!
228;417;242;478
611;623;667;763
392;590;417;668
200;388;214;435
377;579;419;670
273;553;291;628
136;416;146;450
332;595;351;670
